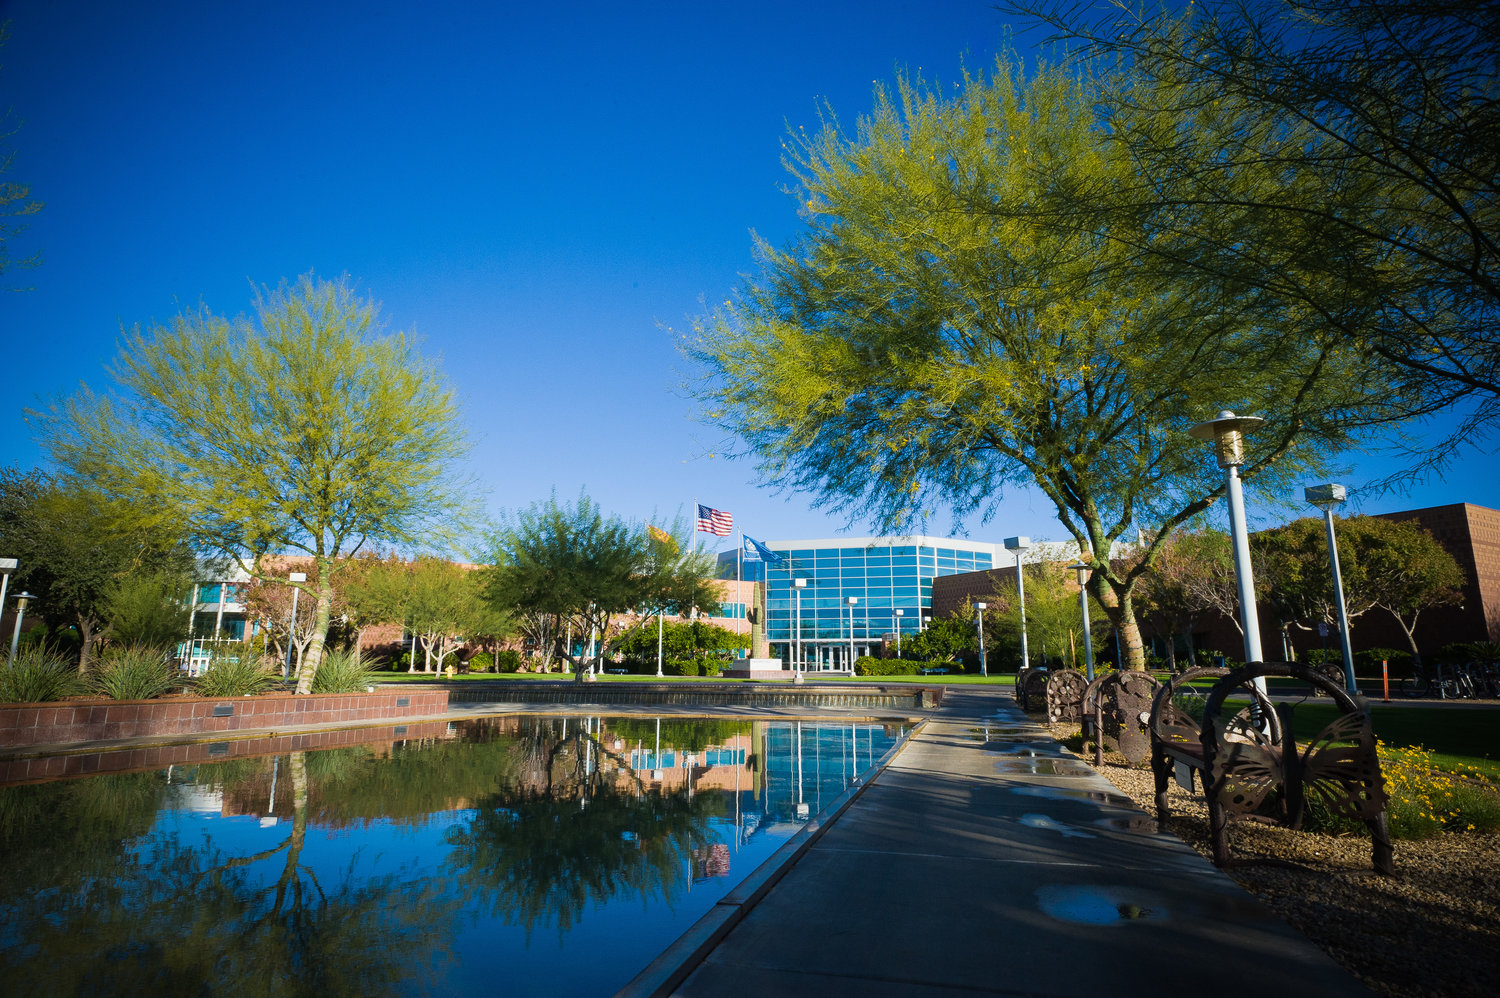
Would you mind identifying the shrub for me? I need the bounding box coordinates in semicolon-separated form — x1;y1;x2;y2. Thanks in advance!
855;656;921;676
466;651;495;673
90;646;183;700
1354;647;1412;679
495;650;523;673
664;658;699;677
194;655;279;698
0;646;86;703
310;650;373;693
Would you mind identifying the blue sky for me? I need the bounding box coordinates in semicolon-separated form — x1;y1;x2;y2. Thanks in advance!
1;0;1493;556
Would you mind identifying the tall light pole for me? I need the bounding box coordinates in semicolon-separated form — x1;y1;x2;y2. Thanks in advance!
1068;563;1096;681
656;607;665;678
8;591;34;665
846;596;858;673
793;578;807;683
1004;537;1031;672
893;608;903;659
284;571;306;679
1188;411;1268;696
974;602;988;677
1306;483;1358;693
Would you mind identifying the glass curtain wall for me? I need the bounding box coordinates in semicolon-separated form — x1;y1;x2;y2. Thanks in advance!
762;538;995;671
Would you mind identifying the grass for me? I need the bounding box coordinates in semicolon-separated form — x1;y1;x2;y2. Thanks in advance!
1286;702;1500;779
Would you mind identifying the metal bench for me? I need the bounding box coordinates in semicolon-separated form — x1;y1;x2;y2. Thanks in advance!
1081;670;1162;766
1148;661;1393;875
1044;668;1089;724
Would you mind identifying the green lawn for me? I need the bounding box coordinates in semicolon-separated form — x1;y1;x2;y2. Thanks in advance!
1284;703;1500;778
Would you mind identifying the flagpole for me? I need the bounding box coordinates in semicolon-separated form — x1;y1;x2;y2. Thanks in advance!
737;528;744;639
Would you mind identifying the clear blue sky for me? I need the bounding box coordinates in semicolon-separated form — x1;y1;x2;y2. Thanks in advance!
1;0;1492;556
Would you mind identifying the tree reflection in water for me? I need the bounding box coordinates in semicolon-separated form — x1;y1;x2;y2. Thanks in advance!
0;750;461;996
445;716;722;936
0;715;748;992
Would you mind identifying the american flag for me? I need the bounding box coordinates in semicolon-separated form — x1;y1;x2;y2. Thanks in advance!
696;503;733;536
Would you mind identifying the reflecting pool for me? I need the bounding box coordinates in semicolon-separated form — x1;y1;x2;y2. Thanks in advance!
0;716;907;996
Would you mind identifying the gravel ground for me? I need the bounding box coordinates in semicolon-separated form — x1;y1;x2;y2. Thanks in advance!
1048;724;1500;998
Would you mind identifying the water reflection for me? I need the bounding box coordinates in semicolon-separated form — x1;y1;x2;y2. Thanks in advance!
0;716;906;996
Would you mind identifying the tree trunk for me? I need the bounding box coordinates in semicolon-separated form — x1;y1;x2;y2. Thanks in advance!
1094;579;1147;670
76;614;100;674
293;558;334;695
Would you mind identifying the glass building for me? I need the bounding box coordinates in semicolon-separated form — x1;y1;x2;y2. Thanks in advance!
738;537;998;671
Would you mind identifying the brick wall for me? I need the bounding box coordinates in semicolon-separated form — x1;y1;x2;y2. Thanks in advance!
0;689;449;751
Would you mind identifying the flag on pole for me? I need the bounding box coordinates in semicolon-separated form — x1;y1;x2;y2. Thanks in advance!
742;534;784;564
696;504;733;536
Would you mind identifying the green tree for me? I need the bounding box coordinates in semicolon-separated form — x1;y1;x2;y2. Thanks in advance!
985;564;1110;671
689;58;1392;668
1365;520;1464;666
1005;0;1500;467
485;494;719;680
0;467;194;669
101;568;195;648
33;275;472;693
1136;528;1239;669
903;611;975;665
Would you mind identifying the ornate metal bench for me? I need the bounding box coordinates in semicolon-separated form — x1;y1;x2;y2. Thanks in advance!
1082;670;1162;766
1044;668;1089;724
1016;667;1050;711
1148;661;1393;875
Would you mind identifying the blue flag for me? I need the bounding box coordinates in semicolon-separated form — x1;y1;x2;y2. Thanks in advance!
742;534;784;564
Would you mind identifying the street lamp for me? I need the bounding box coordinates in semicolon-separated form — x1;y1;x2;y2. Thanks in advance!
846;596;858;673
1004;537;1031;672
1068;563;1096;681
1188;410;1268;695
974;602;988;677
893;608;904;659
1306;483;1358;693
793;578;807;684
8;591;35;665
656;605;665;678
284;571;307;679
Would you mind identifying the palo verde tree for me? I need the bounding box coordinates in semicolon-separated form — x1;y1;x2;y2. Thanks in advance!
1005;0;1500;472
32;274;471;693
484;492;719;680
690;57;1401;668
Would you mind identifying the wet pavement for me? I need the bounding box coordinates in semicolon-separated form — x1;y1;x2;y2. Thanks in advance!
622;686;1370;998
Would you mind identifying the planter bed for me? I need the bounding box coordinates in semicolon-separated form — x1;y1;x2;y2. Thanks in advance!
0;689;449;750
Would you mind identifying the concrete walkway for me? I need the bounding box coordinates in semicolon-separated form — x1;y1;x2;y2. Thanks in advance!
638;686;1369;997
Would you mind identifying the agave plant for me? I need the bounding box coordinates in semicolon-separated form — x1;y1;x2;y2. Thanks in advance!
89;645;184;701
0;646;86;703
194;654;280;698
310;649;373;694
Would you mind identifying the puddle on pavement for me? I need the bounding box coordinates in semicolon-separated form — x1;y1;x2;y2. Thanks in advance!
1094;814;1158;834
1010;786;1136;809
1018;813;1094;839
1036;885;1166;925
993;758;1095;777
987;743;1066;756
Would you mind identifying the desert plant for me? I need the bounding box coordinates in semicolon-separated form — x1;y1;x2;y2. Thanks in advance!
89;645;183;700
310;649;373;693
495;649;523;673
194;655;279;698
0;646;86;703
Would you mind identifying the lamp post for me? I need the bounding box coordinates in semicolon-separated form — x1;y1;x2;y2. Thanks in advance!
1306;483;1358;693
893;608;903;659
1004;537;1031;672
8;591;34;665
974;602;988;677
656;607;665;677
793;578;807;683
284;571;307;679
846;596;858;673
1068;563;1096;681
1188;411;1268;696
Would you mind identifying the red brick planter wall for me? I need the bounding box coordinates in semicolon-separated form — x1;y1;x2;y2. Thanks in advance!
0;718;458;786
0;690;449;750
